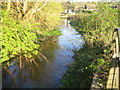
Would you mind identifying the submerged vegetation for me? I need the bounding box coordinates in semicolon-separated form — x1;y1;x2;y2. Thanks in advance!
60;2;118;88
0;1;63;63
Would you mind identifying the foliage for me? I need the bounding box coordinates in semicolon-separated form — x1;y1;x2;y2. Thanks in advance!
70;3;118;45
0;1;63;63
82;9;93;13
60;44;111;88
32;2;63;30
60;2;118;88
36;29;61;42
0;10;39;63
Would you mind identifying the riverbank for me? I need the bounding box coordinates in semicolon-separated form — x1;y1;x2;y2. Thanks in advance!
59;2;118;88
59;42;112;88
2;28;61;66
1;1;63;64
2;21;85;88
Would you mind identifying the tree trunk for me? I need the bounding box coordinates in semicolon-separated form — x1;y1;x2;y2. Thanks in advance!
7;0;11;11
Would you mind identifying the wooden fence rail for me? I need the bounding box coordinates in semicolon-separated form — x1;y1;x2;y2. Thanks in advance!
106;28;120;89
91;28;120;89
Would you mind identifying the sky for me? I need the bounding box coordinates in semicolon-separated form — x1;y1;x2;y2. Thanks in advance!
0;0;118;2
68;0;118;2
72;0;98;2
57;0;118;2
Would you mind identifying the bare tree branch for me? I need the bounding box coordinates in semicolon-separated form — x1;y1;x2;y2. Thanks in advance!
7;0;11;11
16;0;21;12
32;0;48;14
23;0;28;14
39;52;49;63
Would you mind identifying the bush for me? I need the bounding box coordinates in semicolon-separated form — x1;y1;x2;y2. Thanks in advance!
0;10;39;63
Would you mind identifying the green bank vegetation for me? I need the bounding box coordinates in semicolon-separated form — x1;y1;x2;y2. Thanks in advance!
60;2;118;88
0;1;63;64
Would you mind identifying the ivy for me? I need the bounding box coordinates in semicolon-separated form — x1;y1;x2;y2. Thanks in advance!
0;10;39;63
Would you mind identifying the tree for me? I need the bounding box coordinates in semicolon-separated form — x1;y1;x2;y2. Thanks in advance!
0;1;63;63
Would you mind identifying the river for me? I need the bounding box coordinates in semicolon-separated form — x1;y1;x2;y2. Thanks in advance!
2;20;84;88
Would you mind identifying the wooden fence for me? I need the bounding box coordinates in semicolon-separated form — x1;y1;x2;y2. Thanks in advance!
91;28;120;89
106;28;120;89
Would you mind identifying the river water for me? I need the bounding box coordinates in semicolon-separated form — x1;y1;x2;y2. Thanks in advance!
2;20;84;88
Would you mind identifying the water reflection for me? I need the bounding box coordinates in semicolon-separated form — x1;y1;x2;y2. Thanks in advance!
2;20;84;88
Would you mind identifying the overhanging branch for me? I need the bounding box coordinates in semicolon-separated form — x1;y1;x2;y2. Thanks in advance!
32;0;48;14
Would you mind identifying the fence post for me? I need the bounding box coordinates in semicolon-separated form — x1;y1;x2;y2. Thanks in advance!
106;28;119;89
